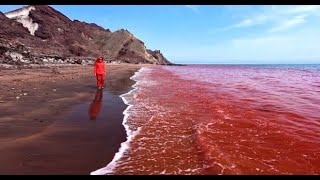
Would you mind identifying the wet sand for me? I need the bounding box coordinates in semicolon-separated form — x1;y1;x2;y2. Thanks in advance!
0;64;148;174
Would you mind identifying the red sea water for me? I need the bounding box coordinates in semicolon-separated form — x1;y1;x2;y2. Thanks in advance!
92;64;320;175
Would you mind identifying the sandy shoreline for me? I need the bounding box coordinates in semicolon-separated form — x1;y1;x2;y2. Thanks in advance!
0;63;149;174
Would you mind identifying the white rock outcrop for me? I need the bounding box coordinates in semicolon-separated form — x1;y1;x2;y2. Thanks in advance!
5;6;39;36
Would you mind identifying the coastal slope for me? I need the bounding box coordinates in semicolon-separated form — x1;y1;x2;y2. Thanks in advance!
0;5;172;66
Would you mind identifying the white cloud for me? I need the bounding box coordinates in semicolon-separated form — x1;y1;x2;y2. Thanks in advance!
226;15;271;29
185;5;200;13
220;5;319;33
174;28;320;63
269;14;307;32
173;6;320;63
278;5;320;15
208;13;272;34
226;29;320;62
233;19;254;28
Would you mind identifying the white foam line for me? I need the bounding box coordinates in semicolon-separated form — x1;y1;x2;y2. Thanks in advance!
90;67;149;175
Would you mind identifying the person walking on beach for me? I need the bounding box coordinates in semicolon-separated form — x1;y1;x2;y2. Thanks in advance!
94;56;106;90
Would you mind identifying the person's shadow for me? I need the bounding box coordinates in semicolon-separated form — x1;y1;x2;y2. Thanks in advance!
88;90;103;120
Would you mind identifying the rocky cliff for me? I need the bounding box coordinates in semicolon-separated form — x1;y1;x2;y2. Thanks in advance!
0;5;172;66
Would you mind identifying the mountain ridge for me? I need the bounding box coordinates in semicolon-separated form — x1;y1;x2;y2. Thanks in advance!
0;5;172;66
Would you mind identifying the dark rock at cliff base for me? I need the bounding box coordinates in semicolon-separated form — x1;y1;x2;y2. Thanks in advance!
0;6;172;65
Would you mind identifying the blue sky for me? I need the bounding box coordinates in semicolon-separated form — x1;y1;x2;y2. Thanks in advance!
1;5;320;64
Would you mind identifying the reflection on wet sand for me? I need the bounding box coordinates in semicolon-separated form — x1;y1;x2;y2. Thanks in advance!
88;90;103;120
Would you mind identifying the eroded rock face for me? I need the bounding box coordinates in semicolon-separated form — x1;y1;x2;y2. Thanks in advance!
0;5;172;66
